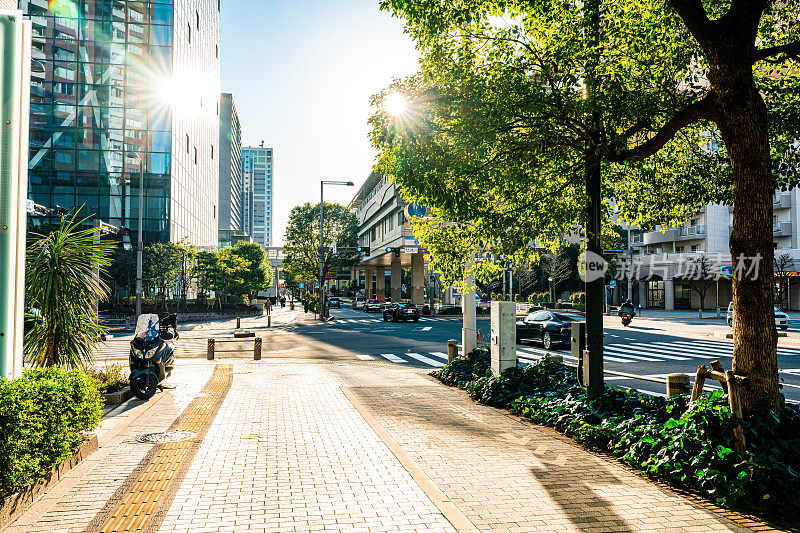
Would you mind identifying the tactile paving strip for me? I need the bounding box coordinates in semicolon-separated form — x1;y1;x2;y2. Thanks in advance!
85;364;232;533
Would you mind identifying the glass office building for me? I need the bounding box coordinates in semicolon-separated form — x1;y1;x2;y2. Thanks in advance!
218;92;242;232
242;146;272;247
20;0;221;247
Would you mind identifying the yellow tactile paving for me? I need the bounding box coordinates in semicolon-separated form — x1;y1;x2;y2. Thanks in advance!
97;364;231;533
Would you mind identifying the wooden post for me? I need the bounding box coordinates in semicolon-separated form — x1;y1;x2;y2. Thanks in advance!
206;339;215;360
666;373;690;397
447;339;458;363
254;337;262;361
710;360;727;393
690;365;707;401
726;370;747;456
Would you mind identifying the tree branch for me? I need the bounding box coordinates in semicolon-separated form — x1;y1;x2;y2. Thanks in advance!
605;95;716;162
667;0;713;46
753;41;800;63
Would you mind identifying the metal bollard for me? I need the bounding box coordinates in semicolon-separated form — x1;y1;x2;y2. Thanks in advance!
447;339;458;363
206;338;215;360
666;373;691;397
268;316;271;328
254;337;262;361
236;317;241;329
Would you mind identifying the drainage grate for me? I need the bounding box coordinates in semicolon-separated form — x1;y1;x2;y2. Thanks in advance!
132;430;196;444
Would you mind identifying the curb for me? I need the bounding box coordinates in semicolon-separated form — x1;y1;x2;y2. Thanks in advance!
102;387;132;405
0;434;99;529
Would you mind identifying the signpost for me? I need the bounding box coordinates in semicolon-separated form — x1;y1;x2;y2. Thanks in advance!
0;10;31;379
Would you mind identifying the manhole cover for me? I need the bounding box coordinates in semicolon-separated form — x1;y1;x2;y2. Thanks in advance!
133;431;196;444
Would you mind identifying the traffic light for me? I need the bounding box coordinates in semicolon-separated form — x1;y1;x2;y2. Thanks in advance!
357;246;370;256
386;247;401;258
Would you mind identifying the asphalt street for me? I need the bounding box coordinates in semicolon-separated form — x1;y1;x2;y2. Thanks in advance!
96;305;800;402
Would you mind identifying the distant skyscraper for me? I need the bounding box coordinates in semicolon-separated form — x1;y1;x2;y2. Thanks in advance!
241;146;273;247
20;0;221;247
218;93;242;232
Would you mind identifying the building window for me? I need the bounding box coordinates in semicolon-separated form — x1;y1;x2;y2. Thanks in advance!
397;212;405;226
691;244;698;252
648;280;665;308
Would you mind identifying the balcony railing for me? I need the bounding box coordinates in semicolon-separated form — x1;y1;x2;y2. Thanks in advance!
678;225;706;237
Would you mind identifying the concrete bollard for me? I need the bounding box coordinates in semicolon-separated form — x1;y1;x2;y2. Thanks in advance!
268;316;271;328
666;373;691;397
447;339;458;363
206;339;215;360
254;337;262;361
236;317;241;329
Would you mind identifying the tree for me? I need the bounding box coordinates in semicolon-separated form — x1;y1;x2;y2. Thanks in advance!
144;242;183;310
282;203;360;287
175;243;196;311
193;251;218;309
774;253;794;310
215;248;251;309
107;247;136;305
373;0;799;413
230;241;272;302
25;214;115;368
681;255;717;318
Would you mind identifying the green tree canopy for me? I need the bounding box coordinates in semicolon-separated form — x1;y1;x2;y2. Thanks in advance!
230;241;272;301
373;0;800;412
282;203;360;284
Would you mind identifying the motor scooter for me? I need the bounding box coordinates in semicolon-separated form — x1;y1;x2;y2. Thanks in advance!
621;312;633;327
129;313;177;400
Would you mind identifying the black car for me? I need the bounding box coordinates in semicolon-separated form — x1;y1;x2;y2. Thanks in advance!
383;303;420;322
516;310;584;350
327;297;340;309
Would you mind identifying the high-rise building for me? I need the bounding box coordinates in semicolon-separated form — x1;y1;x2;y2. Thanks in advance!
20;0;221;247
218;93;242;232
242;145;273;247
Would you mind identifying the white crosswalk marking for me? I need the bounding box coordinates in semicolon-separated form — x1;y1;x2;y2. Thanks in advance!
605;344;690;361
404;352;445;367
599;348;662;362
428;352;449;361
379;353;406;363
355;354;374;360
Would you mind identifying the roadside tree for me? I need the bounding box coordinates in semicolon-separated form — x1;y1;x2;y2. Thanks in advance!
230;241;272;302
283;203;360;287
373;0;800;413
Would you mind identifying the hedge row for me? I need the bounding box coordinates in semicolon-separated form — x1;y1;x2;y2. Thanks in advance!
0;368;102;497
432;349;800;519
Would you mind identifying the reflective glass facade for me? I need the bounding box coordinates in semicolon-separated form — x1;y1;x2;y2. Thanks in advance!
218;92;241;232
21;0;220;247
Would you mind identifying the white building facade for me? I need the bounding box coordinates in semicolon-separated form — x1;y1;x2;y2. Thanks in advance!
241;146;273;247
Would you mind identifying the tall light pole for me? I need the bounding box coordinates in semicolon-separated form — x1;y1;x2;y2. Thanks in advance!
319;180;354;319
126;152;145;319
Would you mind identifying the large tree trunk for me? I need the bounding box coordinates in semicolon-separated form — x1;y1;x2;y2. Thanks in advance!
717;62;779;414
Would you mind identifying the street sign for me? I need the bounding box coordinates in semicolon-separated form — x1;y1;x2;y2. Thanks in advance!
720;264;733;277
332;242;338;254
299;283;305;289
608;280;617;288
25;198;34;214
403;247;418;254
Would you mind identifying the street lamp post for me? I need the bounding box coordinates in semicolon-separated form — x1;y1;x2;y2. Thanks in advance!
126;152;145;320
319;180;354;319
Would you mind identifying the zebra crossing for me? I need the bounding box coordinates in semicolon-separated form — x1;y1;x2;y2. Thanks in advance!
363;338;800;370
515;338;800;366
330;317;459;325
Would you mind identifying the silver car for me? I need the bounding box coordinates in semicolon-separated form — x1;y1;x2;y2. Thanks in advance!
727;303;789;330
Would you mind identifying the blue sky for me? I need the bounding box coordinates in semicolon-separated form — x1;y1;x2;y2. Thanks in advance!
221;1;419;244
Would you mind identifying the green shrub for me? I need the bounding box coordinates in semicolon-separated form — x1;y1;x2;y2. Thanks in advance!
432;355;800;517
0;368;102;497
569;292;586;304
86;364;128;394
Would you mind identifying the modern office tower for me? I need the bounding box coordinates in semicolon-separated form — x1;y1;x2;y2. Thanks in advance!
218;93;242;232
241;145;273;247
20;0;221;247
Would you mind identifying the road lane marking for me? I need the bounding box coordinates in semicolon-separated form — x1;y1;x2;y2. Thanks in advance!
404;352;445;367
355;354;374;360
429;352;449;361
420;327;432;331
379;353;406;363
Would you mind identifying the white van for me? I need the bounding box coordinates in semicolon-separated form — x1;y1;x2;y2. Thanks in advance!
353;296;366;310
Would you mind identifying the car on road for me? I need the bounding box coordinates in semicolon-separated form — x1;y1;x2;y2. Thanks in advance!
516;310;584;350
383;303;420;322
353;296;366;310
364;299;382;313
327;297;340;309
727;303;789;329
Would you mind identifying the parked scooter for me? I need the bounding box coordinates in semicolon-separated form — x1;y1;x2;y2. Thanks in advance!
129;313;177;400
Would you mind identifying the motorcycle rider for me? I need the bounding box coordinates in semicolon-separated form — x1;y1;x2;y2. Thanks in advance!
618;298;636;319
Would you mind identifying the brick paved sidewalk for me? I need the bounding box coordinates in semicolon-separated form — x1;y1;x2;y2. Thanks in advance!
5;356;774;533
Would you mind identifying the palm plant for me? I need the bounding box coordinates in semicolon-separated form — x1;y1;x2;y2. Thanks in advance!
25;213;115;368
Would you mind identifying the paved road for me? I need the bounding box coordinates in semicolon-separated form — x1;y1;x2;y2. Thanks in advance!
95;306;800;402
